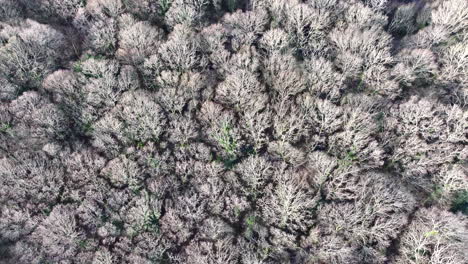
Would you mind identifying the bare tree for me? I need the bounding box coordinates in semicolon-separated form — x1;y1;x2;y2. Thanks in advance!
343;1;387;29
260;28;290;54
438;40;468;105
31;205;84;262
0;0;22;21
200;23;230;70
0;79;20;102
434;165;468;208
118;90;166;143
259;166;316;231
164;0;209;29
84;17;118;55
318;172;416;263
8;91;68;146
393;48;437;87
395;207;468;264
263;52;306;98
216;69;267;111
0;19;67;87
365;0;388;11
431;0;468;35
0;152;64;216
307;151;338;188
199;101;243;158
235;155;273;197
184;237;239;264
117;15;164;64
303;56;343;100
101;155;142;188
330;25;392;75
1;1;466;262
93;248;116;264
240;109;272;151
20;0;84;22
155;70;208;112
157;24;206;72
91;112;125;157
389;3;418;35
284;2;331;56
96;0;125;17
327;95;385;168
223;10;268;51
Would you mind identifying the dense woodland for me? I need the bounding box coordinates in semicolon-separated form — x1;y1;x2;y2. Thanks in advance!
0;0;467;263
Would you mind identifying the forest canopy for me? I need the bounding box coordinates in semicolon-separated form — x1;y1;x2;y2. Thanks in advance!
0;0;467;263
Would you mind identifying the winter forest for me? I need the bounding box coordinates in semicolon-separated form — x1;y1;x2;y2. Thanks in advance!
0;0;467;263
